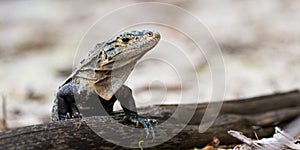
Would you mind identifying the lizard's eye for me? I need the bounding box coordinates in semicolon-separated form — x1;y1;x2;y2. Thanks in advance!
134;36;139;40
122;38;130;43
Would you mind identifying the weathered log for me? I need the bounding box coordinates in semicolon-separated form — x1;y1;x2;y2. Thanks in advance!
0;90;300;149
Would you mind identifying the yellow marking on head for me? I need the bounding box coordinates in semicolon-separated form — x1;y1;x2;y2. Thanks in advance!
116;38;123;43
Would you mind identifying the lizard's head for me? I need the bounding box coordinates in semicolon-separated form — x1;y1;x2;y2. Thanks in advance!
101;30;160;60
94;30;160;100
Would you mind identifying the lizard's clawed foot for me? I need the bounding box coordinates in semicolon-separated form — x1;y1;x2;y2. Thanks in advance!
137;118;158;139
124;115;158;139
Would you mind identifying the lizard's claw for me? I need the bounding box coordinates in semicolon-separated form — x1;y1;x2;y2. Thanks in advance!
124;115;158;139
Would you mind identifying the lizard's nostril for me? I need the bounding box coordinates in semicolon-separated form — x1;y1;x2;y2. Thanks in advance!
154;32;161;39
146;32;153;37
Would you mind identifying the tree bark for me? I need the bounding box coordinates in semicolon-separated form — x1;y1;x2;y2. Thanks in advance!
0;90;299;149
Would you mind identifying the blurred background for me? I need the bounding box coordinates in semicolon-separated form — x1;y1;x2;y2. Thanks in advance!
0;0;299;130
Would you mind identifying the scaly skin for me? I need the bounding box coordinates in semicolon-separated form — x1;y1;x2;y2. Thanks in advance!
51;30;160;138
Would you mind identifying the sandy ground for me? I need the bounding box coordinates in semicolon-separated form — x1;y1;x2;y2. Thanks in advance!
0;0;299;129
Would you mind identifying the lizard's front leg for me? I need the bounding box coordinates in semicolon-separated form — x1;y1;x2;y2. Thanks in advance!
51;82;81;121
115;85;158;138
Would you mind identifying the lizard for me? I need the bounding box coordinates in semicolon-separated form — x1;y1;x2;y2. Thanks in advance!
50;30;160;138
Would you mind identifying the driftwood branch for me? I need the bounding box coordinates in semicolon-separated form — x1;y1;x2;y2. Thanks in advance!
0;90;300;149
228;127;300;149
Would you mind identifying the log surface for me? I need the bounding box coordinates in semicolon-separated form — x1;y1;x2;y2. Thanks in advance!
0;90;300;149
